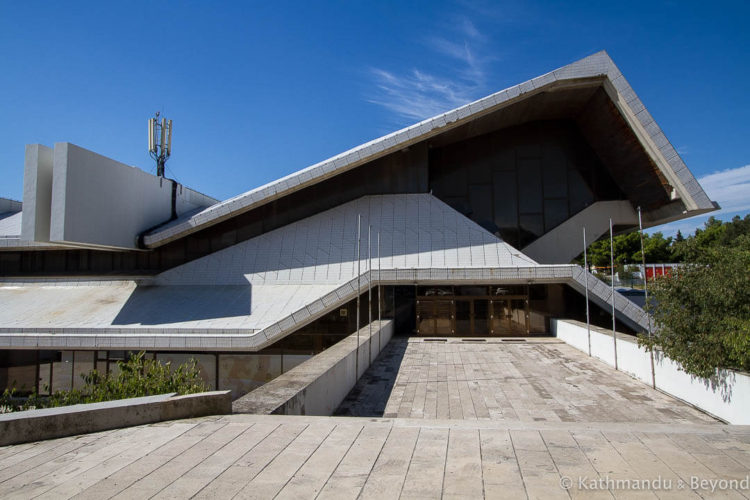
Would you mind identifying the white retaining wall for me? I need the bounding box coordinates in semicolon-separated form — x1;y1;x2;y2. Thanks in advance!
233;320;394;416
552;319;750;424
0;390;232;445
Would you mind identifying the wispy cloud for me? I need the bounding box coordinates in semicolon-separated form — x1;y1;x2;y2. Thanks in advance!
697;164;750;215
367;18;491;122
649;164;750;236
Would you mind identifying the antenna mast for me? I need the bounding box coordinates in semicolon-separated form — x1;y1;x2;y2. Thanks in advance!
148;112;172;177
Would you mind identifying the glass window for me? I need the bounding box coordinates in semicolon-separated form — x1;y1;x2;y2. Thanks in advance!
519;214;544;246
544;199;569;231
518;158;543;213
51;351;74;393
283;354;311;373
4;351;38;394
218;354;282;400
493;170;518;230
73;351;95;389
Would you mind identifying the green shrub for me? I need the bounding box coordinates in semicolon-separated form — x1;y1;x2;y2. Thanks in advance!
1;352;207;413
639;235;750;378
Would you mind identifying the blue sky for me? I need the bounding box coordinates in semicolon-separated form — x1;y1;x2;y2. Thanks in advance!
1;1;748;237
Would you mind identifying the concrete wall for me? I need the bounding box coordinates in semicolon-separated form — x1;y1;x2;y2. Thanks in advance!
232;320;394;415
21;144;54;242
49;143;215;249
0;390;231;446
523;200;638;264
50;142;216;249
552;319;750;424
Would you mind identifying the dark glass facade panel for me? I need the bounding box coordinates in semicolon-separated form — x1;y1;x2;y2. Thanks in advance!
473;300;489;335
430;120;624;249
544;198;569;232
455;300;470;334
519;214;544;246
517;158;543;213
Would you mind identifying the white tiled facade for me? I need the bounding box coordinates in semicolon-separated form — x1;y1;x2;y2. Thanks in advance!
0;194;648;351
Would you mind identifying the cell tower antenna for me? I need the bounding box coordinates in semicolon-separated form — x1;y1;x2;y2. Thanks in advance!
148;111;172;177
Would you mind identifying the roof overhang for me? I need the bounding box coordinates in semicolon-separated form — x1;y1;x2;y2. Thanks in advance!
141;51;715;249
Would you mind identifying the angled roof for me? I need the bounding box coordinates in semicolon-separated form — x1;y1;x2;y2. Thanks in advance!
0;193;539;350
0;193;650;351
156;193;537;287
143;51;715;248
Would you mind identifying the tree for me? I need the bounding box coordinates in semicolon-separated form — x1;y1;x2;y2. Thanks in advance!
639;234;750;378
573;231;674;266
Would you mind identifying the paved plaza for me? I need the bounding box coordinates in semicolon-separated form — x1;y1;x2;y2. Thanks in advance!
1;338;749;499
336;338;718;424
0;415;749;499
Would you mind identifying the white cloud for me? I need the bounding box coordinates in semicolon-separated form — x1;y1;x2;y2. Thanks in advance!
367;18;490;122
649;164;750;237
697;164;750;215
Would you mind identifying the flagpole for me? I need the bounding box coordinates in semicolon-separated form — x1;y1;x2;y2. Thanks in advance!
583;227;591;357
378;231;382;353
610;218;618;370
368;224;372;366
639;206;656;388
356;214;361;380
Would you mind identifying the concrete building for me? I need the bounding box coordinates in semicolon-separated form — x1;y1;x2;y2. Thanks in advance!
0;51;716;399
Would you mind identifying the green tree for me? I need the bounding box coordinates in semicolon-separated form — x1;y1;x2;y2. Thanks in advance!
573;231;674;266
640;234;750;378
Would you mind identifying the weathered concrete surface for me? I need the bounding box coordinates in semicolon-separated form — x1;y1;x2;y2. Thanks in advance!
21;144;54;242
0;414;747;499
48;142;216;250
0;390;231;446
336;337;718;424
233;320;393;415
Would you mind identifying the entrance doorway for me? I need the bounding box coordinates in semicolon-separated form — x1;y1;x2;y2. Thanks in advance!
415;285;530;336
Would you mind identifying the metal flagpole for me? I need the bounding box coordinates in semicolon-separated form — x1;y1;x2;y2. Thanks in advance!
356;214;361;380
639;206;656;389
368;224;372;366
583;227;591;357
378;231;382;353
610;218;618;370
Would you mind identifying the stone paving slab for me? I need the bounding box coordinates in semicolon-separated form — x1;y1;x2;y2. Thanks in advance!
336;338;719;424
0;414;747;499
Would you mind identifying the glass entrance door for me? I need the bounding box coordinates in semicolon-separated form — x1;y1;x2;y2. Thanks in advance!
455;300;471;335
415;285;533;336
491;300;511;335
417;299;454;335
473;299;489;335
491;299;529;335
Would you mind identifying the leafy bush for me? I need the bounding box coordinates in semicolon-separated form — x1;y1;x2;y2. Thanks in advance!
639;234;750;378
1;352;207;413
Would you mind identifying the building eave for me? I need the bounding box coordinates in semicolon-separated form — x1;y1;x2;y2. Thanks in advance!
136;51;712;247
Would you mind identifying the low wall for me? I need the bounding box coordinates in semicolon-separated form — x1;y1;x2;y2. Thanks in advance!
552;319;750;424
0;390;231;446
232;320;393;415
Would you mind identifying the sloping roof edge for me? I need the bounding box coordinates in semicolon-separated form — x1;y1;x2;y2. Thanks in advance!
143;51;714;248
